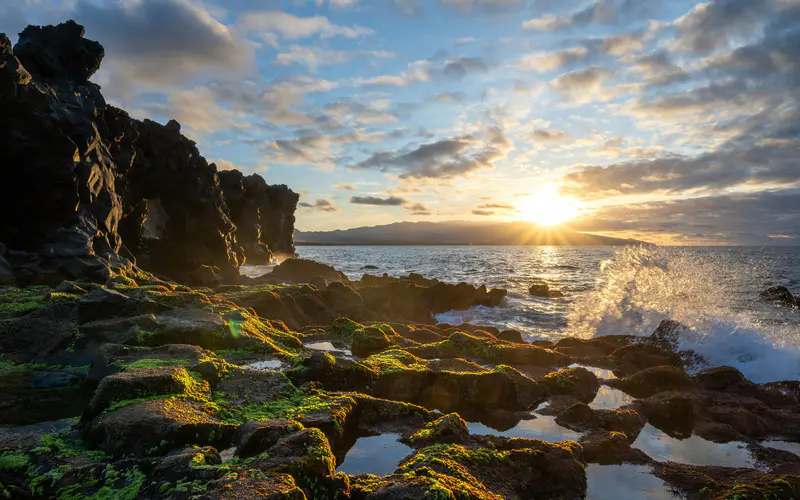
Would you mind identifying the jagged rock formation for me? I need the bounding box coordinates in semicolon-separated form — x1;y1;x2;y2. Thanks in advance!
0;21;297;285
219;170;299;265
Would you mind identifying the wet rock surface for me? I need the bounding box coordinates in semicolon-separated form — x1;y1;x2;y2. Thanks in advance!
3;266;798;500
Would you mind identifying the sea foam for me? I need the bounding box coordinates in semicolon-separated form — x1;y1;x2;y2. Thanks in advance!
568;246;800;383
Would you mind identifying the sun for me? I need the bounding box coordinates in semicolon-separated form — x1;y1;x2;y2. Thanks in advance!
516;188;581;226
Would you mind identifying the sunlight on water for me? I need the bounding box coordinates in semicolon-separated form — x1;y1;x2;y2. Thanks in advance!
586;464;678;500
632;424;755;468
336;434;413;476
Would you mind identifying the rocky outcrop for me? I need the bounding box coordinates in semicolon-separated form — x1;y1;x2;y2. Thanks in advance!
0;23;127;285
761;285;799;308
219;170;299;264
0;21;298;285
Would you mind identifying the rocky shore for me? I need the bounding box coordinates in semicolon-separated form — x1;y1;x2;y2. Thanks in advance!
1;21;800;500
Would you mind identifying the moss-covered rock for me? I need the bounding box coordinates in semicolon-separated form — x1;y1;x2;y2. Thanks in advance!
86;397;236;457
608;365;694;398
610;343;682;375
351;325;393;357
85;365;211;419
417;331;571;368
406;413;470;446
542;366;600;402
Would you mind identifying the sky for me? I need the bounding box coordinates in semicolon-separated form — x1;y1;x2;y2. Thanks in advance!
2;0;799;245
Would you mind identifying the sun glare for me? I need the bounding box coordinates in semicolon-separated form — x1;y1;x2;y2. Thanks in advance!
517;188;581;226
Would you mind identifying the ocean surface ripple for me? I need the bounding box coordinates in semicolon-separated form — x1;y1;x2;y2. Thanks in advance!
244;245;800;383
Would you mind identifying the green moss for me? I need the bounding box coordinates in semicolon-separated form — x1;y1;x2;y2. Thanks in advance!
215;387;351;434
409;413;465;442
39;465;145;500
328;317;363;338
361;349;428;374
0;286;85;319
0;362;89;375
0;452;29;472
33;429;110;461
120;358;189;370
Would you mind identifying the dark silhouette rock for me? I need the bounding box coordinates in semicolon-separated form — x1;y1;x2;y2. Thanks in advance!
760;286;799;308
0;21;298;284
219;170;299;264
529;282;564;298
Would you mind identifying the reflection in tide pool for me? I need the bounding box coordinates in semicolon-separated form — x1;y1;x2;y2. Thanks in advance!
568;364;617;380
306;341;352;355
467;414;581;443
633;424;754;467
590;386;634;410
587;464;678;500
762;440;800;456
337;433;414;476
243;359;284;370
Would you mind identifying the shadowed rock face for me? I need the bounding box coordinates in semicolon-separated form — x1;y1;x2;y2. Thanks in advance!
219;170;299;264
0;23;124;284
0;21;298;284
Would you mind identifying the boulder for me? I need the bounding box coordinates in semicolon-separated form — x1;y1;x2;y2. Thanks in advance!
86;397;236;456
529;282;564;298
541;366;600;403
760;285;799;307
608;365;694;398
235;419;305;458
351;326;393;357
267;258;347;283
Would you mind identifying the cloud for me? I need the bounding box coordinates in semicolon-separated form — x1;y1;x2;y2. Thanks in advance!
519;47;588;72
670;0;773;54
394;0;423;15
208;76;339;126
551;66;615;103
600;32;645;55
140;86;241;134
357;57;487;87
406;202;431;215
73;0;254;94
440;0;525;13
435;92;464;102
350;195;408;206
237;11;373;42
299;198;339;212
262;131;387;167
351;125;512;180
333;182;357;190
472;209;496;216
477;203;517;210
324;101;398;124
213;159;239;171
628;52;688;87
561;137;800;199
523;0;641;32
570;188;800;245
275;46;393;71
532;129;572;141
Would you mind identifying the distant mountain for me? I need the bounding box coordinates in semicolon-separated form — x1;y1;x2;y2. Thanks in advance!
295;221;649;246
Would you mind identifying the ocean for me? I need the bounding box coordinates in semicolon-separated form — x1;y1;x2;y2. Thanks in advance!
243;245;800;384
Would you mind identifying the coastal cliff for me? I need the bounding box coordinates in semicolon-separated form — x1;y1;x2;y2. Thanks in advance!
0;21;297;286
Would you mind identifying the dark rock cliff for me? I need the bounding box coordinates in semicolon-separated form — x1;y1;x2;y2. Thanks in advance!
0;21;298;284
219;170;299;264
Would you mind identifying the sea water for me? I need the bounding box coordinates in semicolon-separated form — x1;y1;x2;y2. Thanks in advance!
243;245;800;383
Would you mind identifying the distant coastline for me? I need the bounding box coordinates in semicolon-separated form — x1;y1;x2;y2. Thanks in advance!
295;220;649;247
295;241;646;246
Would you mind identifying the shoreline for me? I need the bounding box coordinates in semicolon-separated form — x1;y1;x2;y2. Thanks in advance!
1;258;799;499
